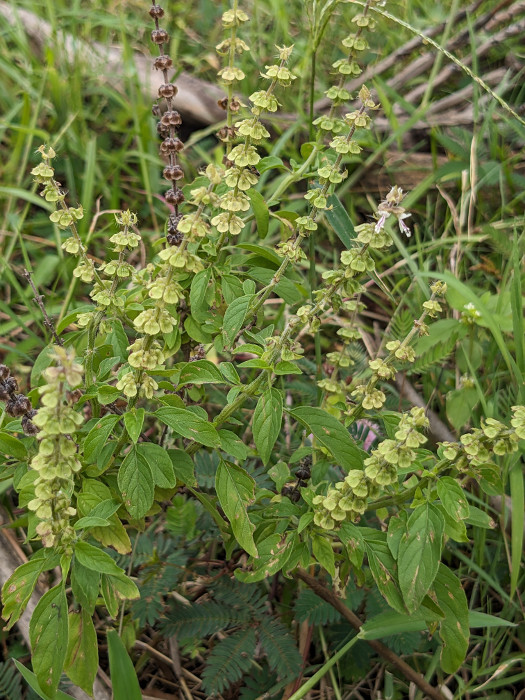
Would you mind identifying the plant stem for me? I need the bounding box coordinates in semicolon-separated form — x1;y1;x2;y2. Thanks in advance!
287;633;359;700
294;569;447;700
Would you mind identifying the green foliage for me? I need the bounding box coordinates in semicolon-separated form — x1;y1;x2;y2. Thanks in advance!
0;0;524;696
0;662;22;700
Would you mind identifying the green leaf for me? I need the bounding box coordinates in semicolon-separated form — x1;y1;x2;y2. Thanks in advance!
106;572;140;601
222;294;253;347
123;409;145;444
118;446;154;518
168;448;197;486
364;533;405;613
433;564;469;673
13;661;74;700
71;561;100;615
74;541;124;576
216;459;258;557
252;389;283;466
0;432;27;460
84;414;120;462
386;511;407;559
29;583;68;698
96;385;121;405
100;575;119;618
136;443;176;488
178;360;224;386
312;535;335;577
290;407;366;471
74;516;110;530
247;188;270;238
107;320;129;361
155;406;220;448
268;461;290;492
398;504;444;613
107;629;142;700
190;267;212;321
509;459;524;597
64;608;98;696
468;611;516;628
30;344;55;385
274;361;302;375
219;429;248;461
436;476;470;520
234;534;290;582
325;193;355;248
2;551;59;630
359;609;439;640
465;505;493;529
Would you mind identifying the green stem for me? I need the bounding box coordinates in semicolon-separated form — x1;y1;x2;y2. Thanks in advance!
287;634;359;700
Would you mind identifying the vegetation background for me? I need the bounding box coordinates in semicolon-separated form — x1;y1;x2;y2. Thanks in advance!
0;0;524;698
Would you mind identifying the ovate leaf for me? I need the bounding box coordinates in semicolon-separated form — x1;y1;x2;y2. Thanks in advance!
247;188;270;239
222;294;253;347
156;406;220;448
75;541;124;576
64;608;98;696
118;446;154;518
216;459;258;557
433;564;469;673
123;409;145;444
252;389;282;465
398;504;444;613
29;583;68;698
178;360;224;386
136;443;176;488
84;414;120;462
290;407;366;471
2;550;59;630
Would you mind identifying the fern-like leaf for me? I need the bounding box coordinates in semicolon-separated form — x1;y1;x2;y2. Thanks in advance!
213;578;267;616
201;628;257;695
258;618;302;680
409;335;457;376
294;589;342;626
0;661;22;700
161;600;249;638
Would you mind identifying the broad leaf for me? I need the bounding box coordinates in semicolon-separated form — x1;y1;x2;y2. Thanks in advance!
312;535;335;577
437;476;470;520
64;608;98;696
222;294;253;347
71;561;100;615
252;389;283;465
235;534;291;582
75;541;124;576
168;448;197;486
433;564;469;673
118;446;154;518
123;409;145;444
156;406;220;448
216;459;258;557
364;533;405;614
136;442;176;488
2;550;59;630
178;360;224;386
247;187;269;239
29;583;68;698
398;504;444;613
84;414;120;462
290;406;366;471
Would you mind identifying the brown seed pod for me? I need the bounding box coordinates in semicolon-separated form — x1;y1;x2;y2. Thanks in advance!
154;54;173;71
151;29;169;45
158;83;178;99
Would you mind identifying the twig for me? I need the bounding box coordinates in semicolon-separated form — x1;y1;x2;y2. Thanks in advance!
23;268;63;346
295;569;447;700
